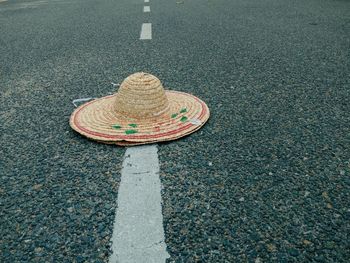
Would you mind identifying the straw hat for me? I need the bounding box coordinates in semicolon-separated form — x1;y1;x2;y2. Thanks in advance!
70;72;210;146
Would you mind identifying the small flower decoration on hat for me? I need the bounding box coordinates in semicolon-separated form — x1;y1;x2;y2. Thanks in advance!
112;123;139;135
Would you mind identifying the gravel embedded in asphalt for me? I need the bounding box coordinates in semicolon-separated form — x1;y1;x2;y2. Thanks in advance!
154;0;350;262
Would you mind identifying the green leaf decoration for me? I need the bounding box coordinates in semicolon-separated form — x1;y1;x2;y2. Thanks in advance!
180;108;187;113
125;129;138;135
171;113;178;118
112;124;122;129
180;116;188;122
128;124;138;128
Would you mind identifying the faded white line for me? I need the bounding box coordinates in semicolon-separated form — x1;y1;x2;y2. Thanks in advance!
144;0;149;2
109;145;170;263
143;6;150;12
140;23;152;40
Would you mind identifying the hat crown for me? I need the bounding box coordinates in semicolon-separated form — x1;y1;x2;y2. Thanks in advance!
115;72;169;118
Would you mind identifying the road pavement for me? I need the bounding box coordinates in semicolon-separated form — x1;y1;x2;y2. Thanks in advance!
1;0;349;262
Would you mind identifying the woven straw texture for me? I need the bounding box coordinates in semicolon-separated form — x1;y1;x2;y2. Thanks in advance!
70;73;210;145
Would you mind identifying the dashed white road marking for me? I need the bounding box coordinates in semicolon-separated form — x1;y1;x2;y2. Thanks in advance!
140;23;152;40
143;5;150;12
109;145;170;263
110;2;167;262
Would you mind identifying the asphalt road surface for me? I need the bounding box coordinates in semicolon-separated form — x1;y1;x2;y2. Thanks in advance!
1;0;350;262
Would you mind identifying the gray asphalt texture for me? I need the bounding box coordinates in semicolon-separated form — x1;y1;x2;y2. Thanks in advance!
1;0;349;262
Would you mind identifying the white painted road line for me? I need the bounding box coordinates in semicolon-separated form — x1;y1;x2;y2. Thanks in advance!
109;145;170;263
144;0;149;2
140;23;152;40
143;6;150;12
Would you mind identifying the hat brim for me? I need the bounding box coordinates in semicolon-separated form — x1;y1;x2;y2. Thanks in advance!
70;90;209;145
